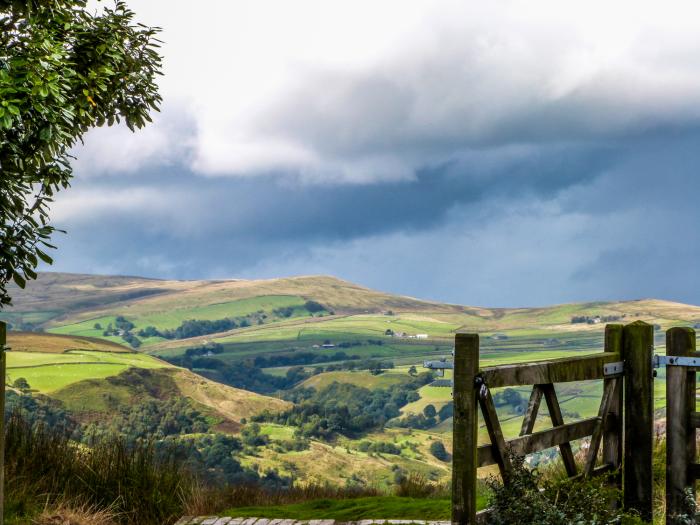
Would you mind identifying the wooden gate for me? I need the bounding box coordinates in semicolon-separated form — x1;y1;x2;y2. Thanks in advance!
665;327;697;524
451;322;655;525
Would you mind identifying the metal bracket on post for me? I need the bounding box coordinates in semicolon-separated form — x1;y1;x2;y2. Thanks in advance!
603;361;624;376
652;354;700;368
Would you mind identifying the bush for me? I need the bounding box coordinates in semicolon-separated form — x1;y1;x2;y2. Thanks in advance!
304;300;325;313
429;441;449;461
486;454;644;525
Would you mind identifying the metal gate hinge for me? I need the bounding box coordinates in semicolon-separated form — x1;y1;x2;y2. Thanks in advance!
603;361;624;376
652;354;700;368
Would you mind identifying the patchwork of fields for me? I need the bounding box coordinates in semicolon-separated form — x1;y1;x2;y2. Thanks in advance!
0;272;697;486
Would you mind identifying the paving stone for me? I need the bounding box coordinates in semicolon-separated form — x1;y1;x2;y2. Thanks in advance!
201;518;221;525
241;518;260;525
256;519;271;525
212;519;232;525
267;519;282;525
226;519;244;525
279;519;295;525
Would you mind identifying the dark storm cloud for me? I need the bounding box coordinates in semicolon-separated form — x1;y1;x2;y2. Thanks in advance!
49;124;700;306
56;138;615;245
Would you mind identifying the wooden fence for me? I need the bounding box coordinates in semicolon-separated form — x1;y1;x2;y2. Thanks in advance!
452;322;659;524
665;327;697;524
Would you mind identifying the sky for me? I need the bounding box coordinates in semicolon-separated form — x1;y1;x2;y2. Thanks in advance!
50;0;700;307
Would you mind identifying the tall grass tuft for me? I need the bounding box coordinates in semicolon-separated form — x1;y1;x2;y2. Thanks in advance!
394;473;448;499
4;412;195;525
185;482;382;516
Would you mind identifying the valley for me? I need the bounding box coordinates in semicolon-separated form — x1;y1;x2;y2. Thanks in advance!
0;272;698;488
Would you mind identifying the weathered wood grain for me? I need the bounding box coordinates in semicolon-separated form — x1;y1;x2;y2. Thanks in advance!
477;417;600;467
584;377;618;476
602;325;623;481
539;383;577;477
666;327;697;525
519;385;543;436
452;333;479;525
478;383;513;479
480;352;620;388
0;321;5;525
622;321;654;522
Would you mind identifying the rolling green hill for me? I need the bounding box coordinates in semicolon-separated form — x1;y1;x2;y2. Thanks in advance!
3;272;699;364
3;332;290;430
1;272;698;487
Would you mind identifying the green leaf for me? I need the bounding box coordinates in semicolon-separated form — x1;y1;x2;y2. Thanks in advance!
36;250;54;265
12;273;26;289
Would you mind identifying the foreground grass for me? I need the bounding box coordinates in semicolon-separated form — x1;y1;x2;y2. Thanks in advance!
223;496;469;520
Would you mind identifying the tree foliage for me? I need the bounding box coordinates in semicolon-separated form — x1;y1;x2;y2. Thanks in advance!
0;0;162;306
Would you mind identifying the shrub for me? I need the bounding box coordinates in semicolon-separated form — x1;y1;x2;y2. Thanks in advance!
304;300;325;313
486;454;644;525
429;440;449;461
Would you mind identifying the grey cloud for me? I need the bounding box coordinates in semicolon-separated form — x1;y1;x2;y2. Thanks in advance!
259;33;700;171
47;124;700;306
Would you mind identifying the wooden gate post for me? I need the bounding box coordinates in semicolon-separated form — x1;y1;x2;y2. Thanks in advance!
0;320;5;525
621;321;654;521
452;333;479;525
603;324;623;480
665;327;696;524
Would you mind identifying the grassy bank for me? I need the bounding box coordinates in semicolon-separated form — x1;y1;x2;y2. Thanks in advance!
222;496;458;521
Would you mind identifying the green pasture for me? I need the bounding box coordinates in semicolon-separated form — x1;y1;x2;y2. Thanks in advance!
48;295;311;344
299;369;413;390
223;496;474;521
5;350;170;393
215;315;457;345
258;423;296;440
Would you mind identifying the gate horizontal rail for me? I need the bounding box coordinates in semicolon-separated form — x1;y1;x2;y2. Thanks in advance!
451;322;657;525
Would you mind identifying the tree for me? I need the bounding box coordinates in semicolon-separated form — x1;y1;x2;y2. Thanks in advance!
429;440;449;461
423;403;437;418
438;402;453;421
12;377;30;391
408;365;417;376
0;0;163;306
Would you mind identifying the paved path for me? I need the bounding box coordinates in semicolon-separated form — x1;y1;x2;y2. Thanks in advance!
175;518;451;525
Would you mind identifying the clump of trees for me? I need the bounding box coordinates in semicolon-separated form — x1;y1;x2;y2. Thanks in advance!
253;373;434;439
357;440;401;455
493;388;528;414
429;440;449;461
304;300;325;313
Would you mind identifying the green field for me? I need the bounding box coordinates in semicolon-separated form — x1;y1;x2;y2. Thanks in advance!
6;349;170;393
47;295;315;346
299;369;413;390
223;496;469;520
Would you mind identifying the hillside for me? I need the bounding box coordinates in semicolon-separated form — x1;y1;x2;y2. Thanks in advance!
3;273;699;360
1;272;699;488
4;332;289;430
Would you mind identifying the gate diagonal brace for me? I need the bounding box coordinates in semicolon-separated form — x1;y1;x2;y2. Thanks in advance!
652;355;700;368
